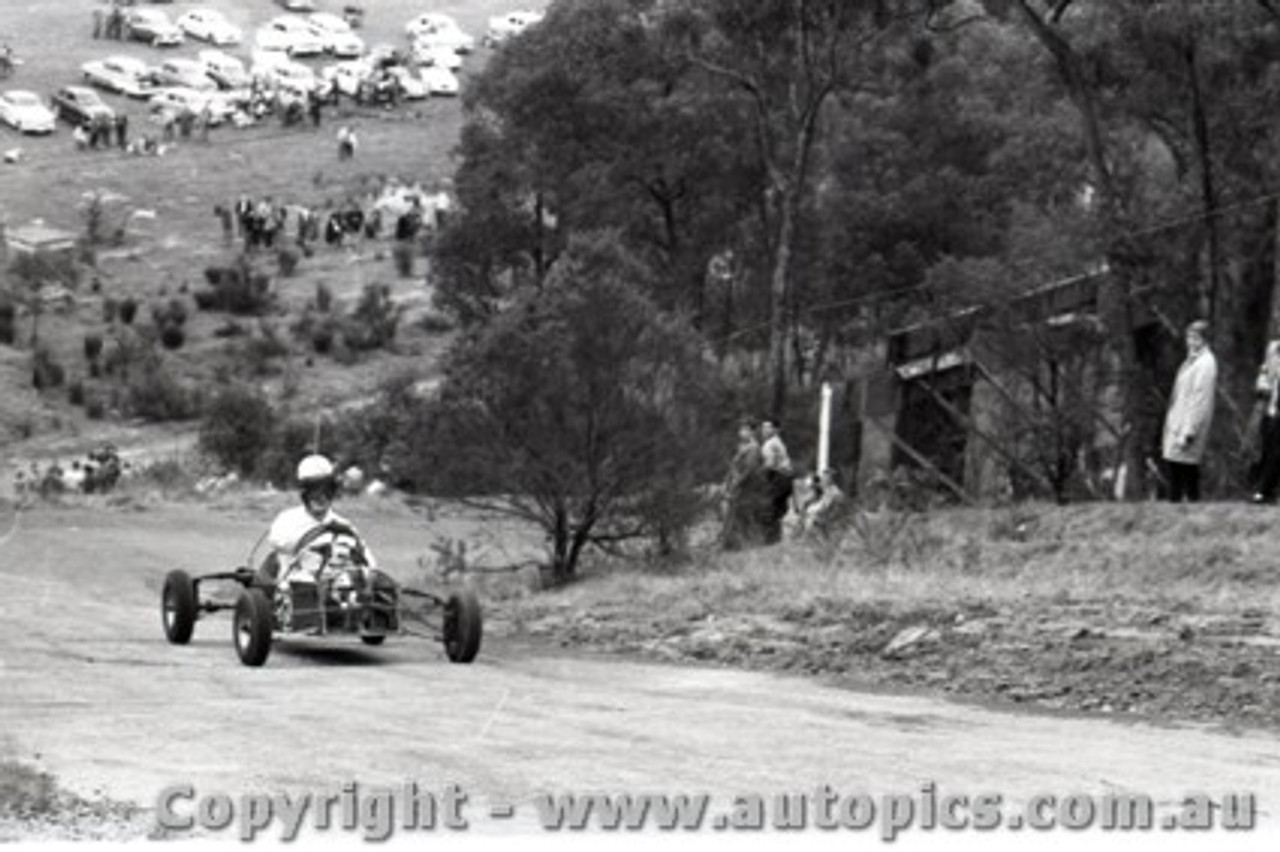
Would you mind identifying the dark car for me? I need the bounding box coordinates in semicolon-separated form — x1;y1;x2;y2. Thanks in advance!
50;85;116;127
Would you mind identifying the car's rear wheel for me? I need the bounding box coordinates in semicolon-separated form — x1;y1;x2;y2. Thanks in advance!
233;588;274;667
442;588;482;663
161;569;197;644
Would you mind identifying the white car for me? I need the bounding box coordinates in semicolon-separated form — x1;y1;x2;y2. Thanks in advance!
306;13;364;58
199;50;252;91
176;9;243;46
405;13;475;54
485;10;544;46
411;42;462;71
153;58;218;91
275;0;317;11
251;52;318;93
420;65;459;97
384;66;428;100
81;55;160;99
149;86;234;124
321;59;369;97
0;90;56;134
124;9;186;47
255;16;326;56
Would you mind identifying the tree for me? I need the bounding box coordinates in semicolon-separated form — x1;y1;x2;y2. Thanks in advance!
423;231;726;582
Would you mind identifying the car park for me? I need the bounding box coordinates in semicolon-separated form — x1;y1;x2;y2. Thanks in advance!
124;9;185;47
176;9;243;46
49;85;116;127
153;58;217;91
0;90;57;134
81;55;159;99
405;13;475;54
485;10;545;46
305;12;364;58
255;16;326;57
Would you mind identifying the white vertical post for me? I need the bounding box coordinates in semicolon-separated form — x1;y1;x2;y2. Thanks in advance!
818;382;832;473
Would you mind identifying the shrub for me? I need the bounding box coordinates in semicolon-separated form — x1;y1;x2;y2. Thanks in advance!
417;311;455;334
315;282;333;313
213;319;246;338
0;298;16;346
197;262;274;316
31;348;66;390
199;386;275;478
119;298;138;326
83;333;104;362
342;283;402;352
125;364;199;422
160;325;185;350
102;297;118;324
68;379;86;407
392;242;415;278
277;246;301;278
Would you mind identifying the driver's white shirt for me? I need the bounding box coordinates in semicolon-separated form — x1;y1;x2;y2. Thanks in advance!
267;505;376;574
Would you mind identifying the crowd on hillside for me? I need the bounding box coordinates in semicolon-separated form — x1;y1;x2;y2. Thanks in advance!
11;445;126;498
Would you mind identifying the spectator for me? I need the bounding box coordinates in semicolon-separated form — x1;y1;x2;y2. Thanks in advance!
73;124;90;151
1250;338;1280;503
759;418;793;543
802;468;847;538
1161;319;1217;503
115;113;128;150
721;420;768;550
337;125;357;160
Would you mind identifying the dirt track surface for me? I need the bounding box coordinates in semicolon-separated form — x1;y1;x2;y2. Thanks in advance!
1;501;1279;845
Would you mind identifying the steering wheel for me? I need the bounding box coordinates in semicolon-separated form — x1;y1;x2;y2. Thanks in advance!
290;520;365;565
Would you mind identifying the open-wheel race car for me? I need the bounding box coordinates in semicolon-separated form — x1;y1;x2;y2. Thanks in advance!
159;520;482;667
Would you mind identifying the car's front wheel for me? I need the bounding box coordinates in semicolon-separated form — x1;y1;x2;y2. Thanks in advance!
442;588;482;663
233;588;274;667
161;569;197;644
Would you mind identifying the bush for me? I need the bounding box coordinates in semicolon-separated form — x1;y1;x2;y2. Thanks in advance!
342;283;402;352
197;262;274;316
199;386;275;478
31;348;65;390
125;365;199;422
0;298;16;346
68;379;86;407
213;319;246;338
417;311;455;334
160;325;185;350
315;282;333;313
119;298;138;326
392;242;415;278
277;246;301;277
102;297;118;324
83;333;104;362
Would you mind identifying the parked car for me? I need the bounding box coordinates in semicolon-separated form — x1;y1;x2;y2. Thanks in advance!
255;16;326;56
276;0;318;11
405;13;475;54
410;41;462;71
485;10;544;46
305;12;364;58
81;55;159;99
0;90;57;134
176;9;243;46
320;59;368;98
199;50;252;91
383;66;428;100
153;58;217;91
124;9;185;47
420;65;459;97
49;85;116;127
149;86;234;124
251;50;318;93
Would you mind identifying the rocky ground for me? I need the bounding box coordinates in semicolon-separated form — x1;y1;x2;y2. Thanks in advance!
513;595;1280;732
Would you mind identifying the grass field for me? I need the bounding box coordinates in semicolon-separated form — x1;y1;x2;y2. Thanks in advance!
0;0;545;462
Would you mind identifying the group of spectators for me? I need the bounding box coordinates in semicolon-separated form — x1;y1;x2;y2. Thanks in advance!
215;179;450;255
11;445;125;499
90;0;133;42
72;114;128;152
720;418;847;550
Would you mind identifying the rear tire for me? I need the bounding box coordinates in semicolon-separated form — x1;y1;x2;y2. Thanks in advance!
442;588;482;663
233;588;274;667
161;569;197;644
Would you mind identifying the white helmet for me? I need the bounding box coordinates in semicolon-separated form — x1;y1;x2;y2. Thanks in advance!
296;454;336;486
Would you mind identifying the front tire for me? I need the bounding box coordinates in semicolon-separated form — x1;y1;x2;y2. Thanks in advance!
442;588;482;663
161;569;197;644
233;588;274;667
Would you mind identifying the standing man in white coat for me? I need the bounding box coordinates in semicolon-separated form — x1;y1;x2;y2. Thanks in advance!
1161;320;1217;502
